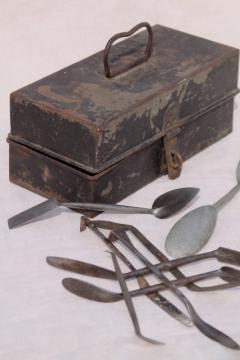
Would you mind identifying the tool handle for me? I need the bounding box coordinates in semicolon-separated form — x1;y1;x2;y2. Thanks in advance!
213;183;240;211
103;22;153;78
216;247;240;266
61;202;152;214
124;250;216;279
130;270;219;297
111;252;162;345
124;225;207;291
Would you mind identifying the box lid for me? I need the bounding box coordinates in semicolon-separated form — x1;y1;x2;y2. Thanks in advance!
10;23;239;174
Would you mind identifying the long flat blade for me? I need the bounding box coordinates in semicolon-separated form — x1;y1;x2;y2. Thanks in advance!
137;276;192;327
46;256;116;280
8;199;59;229
108;228;192;327
110;251;162;345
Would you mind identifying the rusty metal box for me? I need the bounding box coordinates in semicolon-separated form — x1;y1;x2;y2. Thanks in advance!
8;23;239;204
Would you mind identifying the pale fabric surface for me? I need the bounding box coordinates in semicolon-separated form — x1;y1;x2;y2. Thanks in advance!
1;1;240;359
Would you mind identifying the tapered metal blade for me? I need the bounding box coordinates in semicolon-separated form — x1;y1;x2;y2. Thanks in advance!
46;256;116;280
8;199;59;229
113;229;192;327
110;251;162;345
153;187;199;218
62;277;121;302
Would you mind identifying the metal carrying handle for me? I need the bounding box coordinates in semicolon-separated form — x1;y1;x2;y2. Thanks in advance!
103;22;153;78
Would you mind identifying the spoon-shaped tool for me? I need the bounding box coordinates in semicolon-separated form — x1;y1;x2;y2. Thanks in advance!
110;252;163;345
166;161;240;257
62;266;240;302
8;187;199;229
47;246;240;283
113;230;240;349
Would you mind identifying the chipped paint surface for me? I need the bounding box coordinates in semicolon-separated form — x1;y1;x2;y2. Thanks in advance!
42;166;51;182
38;85;79;104
9;98;234;206
101;181;113;196
10;24;239;174
127;172;141;178
192;67;213;85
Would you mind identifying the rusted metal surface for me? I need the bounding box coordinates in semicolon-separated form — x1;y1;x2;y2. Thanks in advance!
8;23;239;202
163;128;183;179
8;96;234;204
162;100;183;178
8;136;163;204
9;24;239;174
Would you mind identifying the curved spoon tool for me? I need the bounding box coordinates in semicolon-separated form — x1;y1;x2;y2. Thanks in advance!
83;219;240;292
108;223;222;293
166;161;240;257
80;217;192;327
8;187;199;229
63;187;199;218
46;256;116;280
110;252;163;345
62;266;240;302
47;246;240;285
112;230;240;349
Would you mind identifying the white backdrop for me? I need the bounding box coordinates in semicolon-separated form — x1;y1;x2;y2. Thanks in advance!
1;1;240;359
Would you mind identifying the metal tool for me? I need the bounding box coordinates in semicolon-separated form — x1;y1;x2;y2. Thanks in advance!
78;217;240;347
111;229;240;349
83;219;240;292
47;246;240;286
8;187;199;229
79;217;191;327
166;161;240;257
108;223;240;292
62;266;240;302
110;252;162;345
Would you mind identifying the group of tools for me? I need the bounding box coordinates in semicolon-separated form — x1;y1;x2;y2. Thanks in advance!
8;160;240;349
8;161;240;258
47;217;240;349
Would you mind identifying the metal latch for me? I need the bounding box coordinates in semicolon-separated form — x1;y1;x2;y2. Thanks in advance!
163;102;183;179
163;127;183;179
161;80;190;179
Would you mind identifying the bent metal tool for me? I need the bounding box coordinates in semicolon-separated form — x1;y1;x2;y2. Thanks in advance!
8;187;199;229
110;251;162;345
78;218;239;349
47;246;240;289
111;229;240;349
82;218;228;293
62;266;240;302
79;217;192;327
166;160;240;257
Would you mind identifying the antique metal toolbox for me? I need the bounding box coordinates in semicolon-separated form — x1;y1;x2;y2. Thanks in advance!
8;22;239;204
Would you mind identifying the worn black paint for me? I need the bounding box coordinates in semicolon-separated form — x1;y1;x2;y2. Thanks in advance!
8;23;239;204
